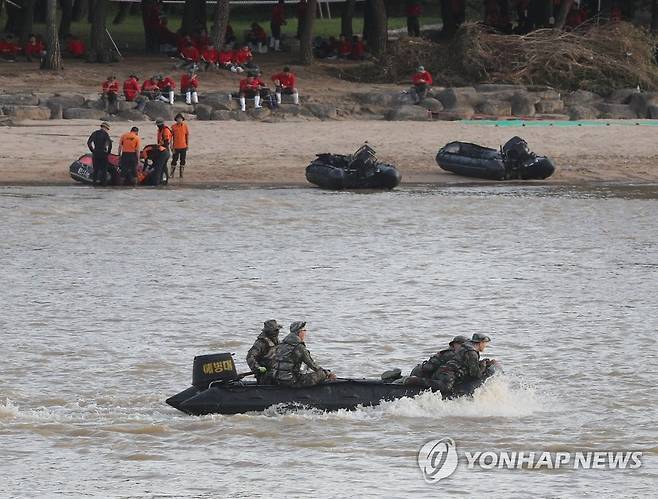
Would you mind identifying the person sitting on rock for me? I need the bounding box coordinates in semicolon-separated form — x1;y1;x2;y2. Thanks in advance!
271;66;299;106
411;65;433;104
157;74;176;105
337;34;351;59
201;43;219;71
65;34;86;58
24;34;45;63
0;34;19;61
254;71;275;108
141;75;162;101
180;69;199;105
351;35;365;60
101;75;120;114
233;45;254;71
246;22;268;53
123;74;140;102
218;45;242;73
180;39;200;71
238;73;264;112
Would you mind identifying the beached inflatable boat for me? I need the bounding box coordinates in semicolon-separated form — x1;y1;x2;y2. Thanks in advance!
166;353;496;415
69;151;168;186
306;143;401;190
436;136;555;180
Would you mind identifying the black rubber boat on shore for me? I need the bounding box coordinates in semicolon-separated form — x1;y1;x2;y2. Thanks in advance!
69;150;168;186
166;353;496;415
436;136;555;180
306;143;401;190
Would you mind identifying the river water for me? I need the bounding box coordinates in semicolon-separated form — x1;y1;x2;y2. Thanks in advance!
1;184;657;498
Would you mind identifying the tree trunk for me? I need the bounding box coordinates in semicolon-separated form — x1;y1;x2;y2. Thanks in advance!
20;0;36;43
182;0;207;35
299;0;317;65
113;1;131;25
88;0;111;62
34;0;46;22
554;0;574;30
72;0;88;22
211;0;230;48
43;0;63;70
60;0;74;38
341;0;356;37
365;0;387;57
652;0;658;33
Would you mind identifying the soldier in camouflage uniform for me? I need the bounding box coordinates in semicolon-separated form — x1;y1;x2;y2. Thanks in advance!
434;333;495;396
246;319;282;384
409;335;467;382
272;321;336;387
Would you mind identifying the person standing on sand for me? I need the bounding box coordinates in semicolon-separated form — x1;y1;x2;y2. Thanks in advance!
170;113;189;178
118;126;141;186
270;0;286;52
87;122;113;186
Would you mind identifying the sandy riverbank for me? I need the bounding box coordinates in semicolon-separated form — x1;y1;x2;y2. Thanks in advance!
1;120;657;186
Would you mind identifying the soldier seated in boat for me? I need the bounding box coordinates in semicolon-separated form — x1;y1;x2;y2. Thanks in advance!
408;335;467;386
246;319;282;384
272;321;336;387
456;333;497;380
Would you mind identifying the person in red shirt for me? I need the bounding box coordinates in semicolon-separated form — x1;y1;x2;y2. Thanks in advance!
337;34;351;59
157;74;176;104
217;46;241;73
201;43;219;70
297;0;307;39
247;22;268;52
406;1;422;37
351;35;365;60
233;45;253;71
1;34;20;61
194;28;210;52
271;66;299;106
24;34;45;62
141;75;161;101
270;0;286;52
181;69;199;105
65;34;86;58
180;40;200;70
411;65;433;103
101;75;120;114
238;74;265;111
123;74;141;102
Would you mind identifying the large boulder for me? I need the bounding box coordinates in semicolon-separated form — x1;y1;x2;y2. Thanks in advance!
303;103;338;120
143;100;174;121
648;105;658;119
46;103;63;120
385;105;432;121
0;93;39;106
172;102;194;114
46;94;86;109
211;110;233;121
248;107;272;120
276;104;302;116
63;108;106;119
2;105;51;120
86;98;106;110
535;99;564;114
437;87;480;109
566;105;599;120
435;107;475;120
628;92;658;118
511;92;539;117
608;88;640;104
596;103;638;119
194;104;213;120
476;100;512;116
201;92;235;110
527;86;561;100
118;100;139;112
475;84;526;93
230;110;250;121
419;97;443;113
564;90;603;107
117;109;148;121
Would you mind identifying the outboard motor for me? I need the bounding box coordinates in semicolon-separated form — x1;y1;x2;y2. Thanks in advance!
502;136;533;165
192;353;238;389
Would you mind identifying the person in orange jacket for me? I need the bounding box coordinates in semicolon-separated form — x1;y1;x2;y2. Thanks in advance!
170;113;189;178
151;118;172;186
181;69;199;105
118;126;142;186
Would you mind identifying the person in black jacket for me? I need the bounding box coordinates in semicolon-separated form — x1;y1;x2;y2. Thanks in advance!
86;122;113;186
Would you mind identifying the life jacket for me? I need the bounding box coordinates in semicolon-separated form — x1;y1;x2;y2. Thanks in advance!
246;333;279;372
157;125;173;148
272;332;304;381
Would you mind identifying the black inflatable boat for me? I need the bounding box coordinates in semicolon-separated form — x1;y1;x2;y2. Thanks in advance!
306;143;401;190
436;136;555;180
166;353;496;415
69;150;168;186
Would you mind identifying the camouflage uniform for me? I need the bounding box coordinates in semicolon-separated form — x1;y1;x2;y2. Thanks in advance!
410;336;468;391
272;323;328;387
246;320;282;384
410;349;456;379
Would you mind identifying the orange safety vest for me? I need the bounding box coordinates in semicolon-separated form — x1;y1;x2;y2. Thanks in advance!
119;132;141;153
171;122;189;150
157;125;173;148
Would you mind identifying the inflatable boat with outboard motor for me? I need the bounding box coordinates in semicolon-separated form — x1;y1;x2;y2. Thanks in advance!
436;136;555;180
69;147;169;186
166;353;497;415
306;143;401;190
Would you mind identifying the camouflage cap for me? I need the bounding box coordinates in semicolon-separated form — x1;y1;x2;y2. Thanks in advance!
262;319;283;333
155;118;165;125
290;321;307;334
471;333;491;343
449;335;468;345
